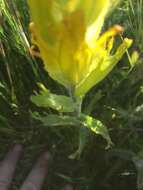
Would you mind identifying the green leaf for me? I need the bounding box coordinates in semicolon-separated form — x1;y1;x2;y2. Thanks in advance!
32;112;80;127
80;114;113;148
69;114;112;159
31;91;75;113
32;111;112;158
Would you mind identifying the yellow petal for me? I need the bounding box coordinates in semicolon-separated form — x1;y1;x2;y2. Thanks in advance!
66;0;109;25
75;38;133;97
28;0;63;45
95;25;124;48
58;11;86;84
78;0;109;25
85;0;110;48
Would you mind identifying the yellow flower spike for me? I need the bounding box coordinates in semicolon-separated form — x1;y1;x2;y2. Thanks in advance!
28;0;132;96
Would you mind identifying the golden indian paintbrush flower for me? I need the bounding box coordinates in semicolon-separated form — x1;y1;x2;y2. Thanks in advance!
28;0;132;97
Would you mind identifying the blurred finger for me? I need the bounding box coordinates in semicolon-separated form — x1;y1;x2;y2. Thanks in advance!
20;151;51;190
0;144;22;190
63;184;73;190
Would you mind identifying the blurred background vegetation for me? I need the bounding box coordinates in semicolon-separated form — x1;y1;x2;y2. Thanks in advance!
0;0;143;189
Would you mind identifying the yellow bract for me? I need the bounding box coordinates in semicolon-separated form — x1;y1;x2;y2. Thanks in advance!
28;0;132;96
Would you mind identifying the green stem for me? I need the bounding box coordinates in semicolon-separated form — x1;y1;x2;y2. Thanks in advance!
75;96;82;117
68;86;83;117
